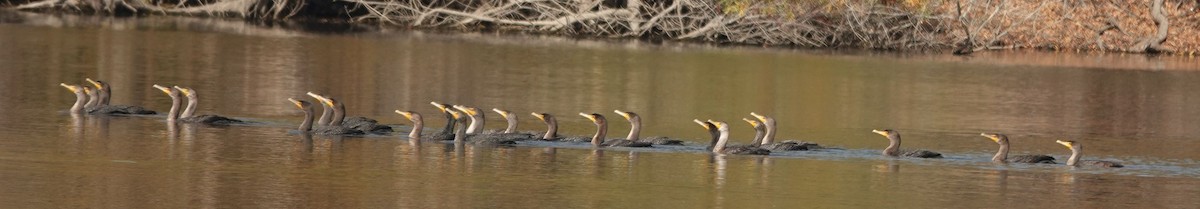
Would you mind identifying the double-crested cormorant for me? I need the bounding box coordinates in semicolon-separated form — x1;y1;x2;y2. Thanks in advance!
491;108;519;134
448;110;516;145
490;109;542;136
1055;140;1124;168
613;110;684;145
306;92;334;126
152;85;183;122
452;105;488;134
871;129;943;158
75;79;155;115
695;120;719;150
456;108;534;141
83;86;100;110
530;112;590;142
426;102;458;140
395;110;454;141
173;86;244;124
980;133;1055;164
60;83;88;114
307;93;392;134
396;110;424;140
287;98;364;135
750;113;818;151
695;120;769;155
85;78;111;105
152;85;239;125
741;118;768;146
580;113;652;147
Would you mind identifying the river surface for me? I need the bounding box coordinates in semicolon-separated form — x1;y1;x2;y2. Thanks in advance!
2;11;1200;208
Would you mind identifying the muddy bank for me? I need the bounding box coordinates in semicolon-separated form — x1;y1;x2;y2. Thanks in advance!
3;0;1198;55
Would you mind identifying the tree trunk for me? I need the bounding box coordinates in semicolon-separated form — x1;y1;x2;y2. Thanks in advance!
1131;0;1169;53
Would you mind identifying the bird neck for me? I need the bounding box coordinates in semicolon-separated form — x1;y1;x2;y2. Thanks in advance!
542;117;558;140
453;118;467;143
317;104;332;126
441;112;455;135
408;118;423;140
330;103;345;126
705;128;719;151
167;94;181;122
503;114;517;134
883;134;901;156
626;117;641;141
70;91;86;114
713;128;730;153
993;141;1010;163
84;92;98;109
1067;146;1081;166
761;120;776;145
749;125;765;147
299;105;314;132
591;120;606;147
181;95;198;119
466;112;484;134
99;87;110;105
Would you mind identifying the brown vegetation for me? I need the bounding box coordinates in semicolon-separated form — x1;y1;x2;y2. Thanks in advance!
4;0;1199;54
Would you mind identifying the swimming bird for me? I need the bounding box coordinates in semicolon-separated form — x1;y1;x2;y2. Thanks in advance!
424;102;458;141
980;133;1055;164
530;112;590;142
695;120;769;155
77;78;155;115
750;112;819;150
613;110;683;145
871;129;943;158
173;86;244;124
396;110;424;140
580;113;652;147
83;86;100;110
85;78;112;105
741;118;768;146
448;110;516;145
452;105;487;134
306;92;334;126
59;83;88;114
287;98;363;135
151;85;239;125
1055;140;1124;168
461;108;534;141
396;110;455;141
491;108;520;134
307;93;392;134
490;108;541;136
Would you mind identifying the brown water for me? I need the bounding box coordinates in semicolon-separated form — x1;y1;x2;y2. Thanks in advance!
2;11;1200;208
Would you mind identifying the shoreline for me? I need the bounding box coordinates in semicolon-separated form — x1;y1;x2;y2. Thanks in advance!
3;0;1198;55
2;8;1197;71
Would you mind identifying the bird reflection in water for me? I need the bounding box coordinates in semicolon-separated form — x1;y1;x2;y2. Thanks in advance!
988;169;1010;193
874;161;901;173
299;134;314;154
68;113;84;141
708;154;729;209
85;115;110;139
586;150;606;178
709;154;728;188
165;122;179;158
755;157;774;185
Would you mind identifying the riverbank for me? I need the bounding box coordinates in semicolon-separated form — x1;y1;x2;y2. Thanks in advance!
3;0;1198;55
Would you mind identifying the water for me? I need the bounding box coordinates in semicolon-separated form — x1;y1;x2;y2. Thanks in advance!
2;11;1200;208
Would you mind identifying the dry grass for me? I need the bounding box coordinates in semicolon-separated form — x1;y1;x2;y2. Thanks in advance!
6;0;1199;54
